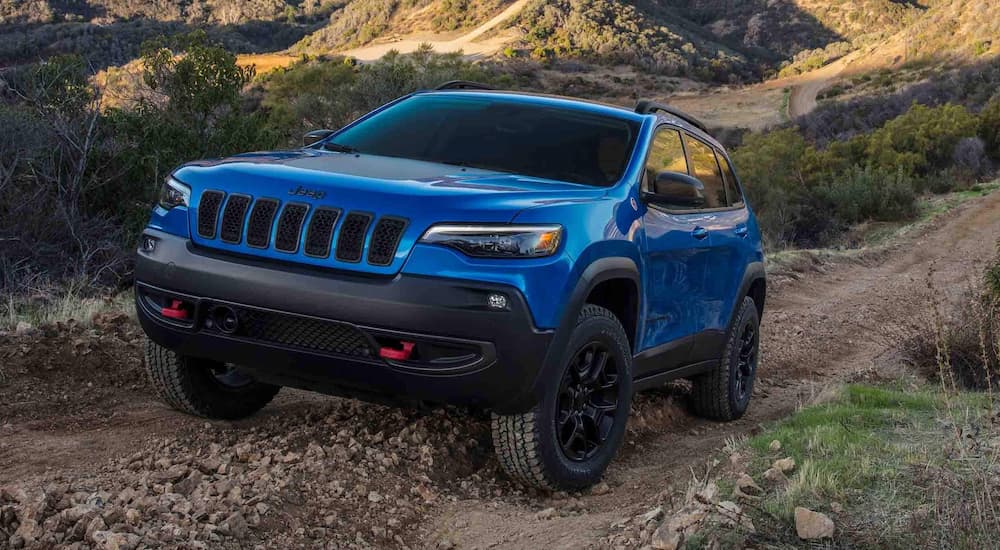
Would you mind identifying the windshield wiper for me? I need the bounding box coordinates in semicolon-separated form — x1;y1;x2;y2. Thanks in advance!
322;142;360;154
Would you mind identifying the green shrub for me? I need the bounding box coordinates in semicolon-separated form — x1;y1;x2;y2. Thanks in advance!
817;166;917;224
979;96;1000;159
866;103;979;176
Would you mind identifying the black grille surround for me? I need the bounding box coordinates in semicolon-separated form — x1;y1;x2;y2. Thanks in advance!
197;190;225;239
274;203;309;253
246;198;280;249
368;216;408;266
219;194;251;244
336;212;374;263
194;194;406;267
304;207;341;258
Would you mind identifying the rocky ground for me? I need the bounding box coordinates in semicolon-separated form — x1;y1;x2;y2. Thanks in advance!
1;190;999;549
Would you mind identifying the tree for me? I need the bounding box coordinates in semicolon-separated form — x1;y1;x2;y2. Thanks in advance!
140;30;256;143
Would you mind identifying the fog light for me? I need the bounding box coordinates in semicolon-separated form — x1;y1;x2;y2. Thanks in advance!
141;236;157;253
487;293;508;310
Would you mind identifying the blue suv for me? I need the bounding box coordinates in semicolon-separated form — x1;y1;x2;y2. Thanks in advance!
136;82;766;490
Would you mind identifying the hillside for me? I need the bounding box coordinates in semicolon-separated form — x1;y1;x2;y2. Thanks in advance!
1;0;996;81
0;0;326;68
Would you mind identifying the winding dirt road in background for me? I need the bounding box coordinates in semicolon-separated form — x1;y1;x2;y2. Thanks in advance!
786;54;853;118
1;191;998;548
339;0;531;62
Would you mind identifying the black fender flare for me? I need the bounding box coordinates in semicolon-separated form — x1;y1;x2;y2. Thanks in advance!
729;261;766;329
511;257;641;412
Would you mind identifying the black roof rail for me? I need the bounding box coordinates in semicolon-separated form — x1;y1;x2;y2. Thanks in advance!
435;80;494;90
635;99;709;134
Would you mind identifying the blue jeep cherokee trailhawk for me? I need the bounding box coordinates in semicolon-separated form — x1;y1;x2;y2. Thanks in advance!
136;82;766;490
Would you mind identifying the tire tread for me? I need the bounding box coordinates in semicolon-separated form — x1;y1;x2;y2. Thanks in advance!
492;304;628;490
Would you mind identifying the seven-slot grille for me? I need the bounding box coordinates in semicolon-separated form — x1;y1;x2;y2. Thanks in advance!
197;192;407;267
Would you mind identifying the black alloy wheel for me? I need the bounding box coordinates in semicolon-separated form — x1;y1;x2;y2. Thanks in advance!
556;342;622;461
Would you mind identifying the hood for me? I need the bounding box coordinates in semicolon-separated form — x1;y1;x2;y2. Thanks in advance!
174;149;604;275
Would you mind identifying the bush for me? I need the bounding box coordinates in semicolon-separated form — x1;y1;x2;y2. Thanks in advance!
733;126;920;248
980;96;1000;159
866;103;979;176
818;166;917;224
951;136;992;180
0;33;279;294
905;242;1000;391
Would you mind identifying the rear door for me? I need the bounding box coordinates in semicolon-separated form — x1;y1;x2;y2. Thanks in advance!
673;133;744;363
638;126;717;371
708;149;754;334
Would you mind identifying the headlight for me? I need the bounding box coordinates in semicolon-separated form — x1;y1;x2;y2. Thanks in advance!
420;224;563;258
158;177;190;209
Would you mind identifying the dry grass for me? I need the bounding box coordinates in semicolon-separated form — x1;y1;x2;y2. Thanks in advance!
238;53;301;74
1;287;134;332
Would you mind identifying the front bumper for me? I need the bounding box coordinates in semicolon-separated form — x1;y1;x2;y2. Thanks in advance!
135;229;555;413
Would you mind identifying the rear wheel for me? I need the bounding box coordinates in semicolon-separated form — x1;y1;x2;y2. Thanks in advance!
691;296;760;421
492;305;632;490
144;339;280;420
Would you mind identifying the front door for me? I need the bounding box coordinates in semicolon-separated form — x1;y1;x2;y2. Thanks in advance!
638;126;718;370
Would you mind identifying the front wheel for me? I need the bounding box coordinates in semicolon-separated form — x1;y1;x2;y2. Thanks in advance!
144;339;280;420
492;305;633;490
690;296;760;421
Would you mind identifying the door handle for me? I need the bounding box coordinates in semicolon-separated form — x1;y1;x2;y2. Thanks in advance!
735;225;749;238
692;226;709;240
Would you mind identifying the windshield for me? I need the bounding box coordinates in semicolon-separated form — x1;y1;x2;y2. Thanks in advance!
328;94;640;187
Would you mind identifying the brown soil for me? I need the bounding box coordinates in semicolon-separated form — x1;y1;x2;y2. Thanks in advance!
1;191;998;549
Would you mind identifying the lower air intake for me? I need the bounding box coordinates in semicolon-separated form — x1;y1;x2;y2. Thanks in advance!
229;306;373;358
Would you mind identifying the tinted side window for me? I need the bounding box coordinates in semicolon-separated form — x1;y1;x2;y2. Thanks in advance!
684;136;727;208
643;128;688;193
717;152;744;206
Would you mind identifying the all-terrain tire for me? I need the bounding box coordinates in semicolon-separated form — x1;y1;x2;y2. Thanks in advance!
690;296;760;421
144;339;280;420
492;304;633;490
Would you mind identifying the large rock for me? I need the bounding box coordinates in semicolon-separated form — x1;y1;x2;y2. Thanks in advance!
763;467;788;485
772;457;796;473
794;507;834;539
650;525;683;550
734;474;763;500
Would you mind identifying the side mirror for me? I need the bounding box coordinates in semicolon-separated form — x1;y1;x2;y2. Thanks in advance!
645;171;706;208
303;129;336;147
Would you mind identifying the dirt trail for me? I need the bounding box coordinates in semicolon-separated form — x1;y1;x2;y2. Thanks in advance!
339;0;530;62
1;192;998;548
785;54;853;118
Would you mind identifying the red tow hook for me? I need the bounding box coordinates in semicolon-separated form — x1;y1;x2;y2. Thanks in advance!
379;341;415;361
161;299;190;320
